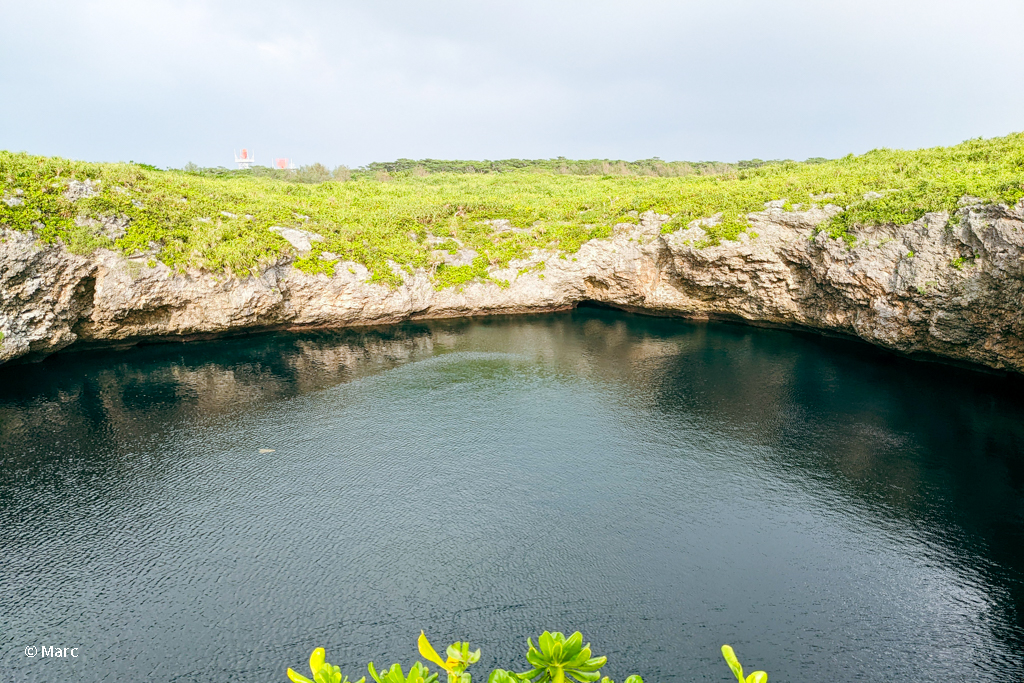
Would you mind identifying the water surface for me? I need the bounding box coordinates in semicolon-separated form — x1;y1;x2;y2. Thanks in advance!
2;309;1023;682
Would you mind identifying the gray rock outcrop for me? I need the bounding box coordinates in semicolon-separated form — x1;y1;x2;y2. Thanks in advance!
269;226;323;255
2;198;1022;374
64;179;101;201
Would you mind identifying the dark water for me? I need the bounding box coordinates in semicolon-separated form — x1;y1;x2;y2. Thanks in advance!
2;309;1023;683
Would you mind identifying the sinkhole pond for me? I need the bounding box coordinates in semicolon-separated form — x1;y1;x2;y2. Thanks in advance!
1;307;1023;682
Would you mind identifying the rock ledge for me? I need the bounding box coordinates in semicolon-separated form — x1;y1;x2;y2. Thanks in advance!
2;199;1022;375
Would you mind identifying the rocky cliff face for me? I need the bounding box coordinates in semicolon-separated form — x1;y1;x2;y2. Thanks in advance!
2;198;1022;374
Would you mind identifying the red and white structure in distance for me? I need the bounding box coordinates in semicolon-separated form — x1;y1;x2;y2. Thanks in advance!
233;149;297;170
234;149;255;169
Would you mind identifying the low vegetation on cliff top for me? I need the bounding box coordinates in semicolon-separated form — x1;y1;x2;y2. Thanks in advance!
1;133;1022;287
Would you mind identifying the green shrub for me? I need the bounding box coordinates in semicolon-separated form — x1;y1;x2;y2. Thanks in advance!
297;163;332;184
369;662;438;683
286;631;765;683
288;647;366;683
418;632;479;683
951;256;973;270
519;631;605;683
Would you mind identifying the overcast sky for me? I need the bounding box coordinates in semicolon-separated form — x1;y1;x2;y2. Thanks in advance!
2;0;1022;168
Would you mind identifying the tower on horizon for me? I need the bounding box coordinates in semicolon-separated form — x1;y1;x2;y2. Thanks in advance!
234;149;255;169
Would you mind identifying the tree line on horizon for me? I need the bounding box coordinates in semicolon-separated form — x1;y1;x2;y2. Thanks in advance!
176;154;829;183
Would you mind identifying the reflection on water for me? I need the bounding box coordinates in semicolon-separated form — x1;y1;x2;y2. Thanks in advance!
1;309;1022;682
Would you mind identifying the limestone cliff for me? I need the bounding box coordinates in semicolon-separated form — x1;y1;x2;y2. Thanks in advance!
2;198;1022;374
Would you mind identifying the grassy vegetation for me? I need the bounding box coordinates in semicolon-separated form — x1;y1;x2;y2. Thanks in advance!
357;156;738;177
2;133;1022;288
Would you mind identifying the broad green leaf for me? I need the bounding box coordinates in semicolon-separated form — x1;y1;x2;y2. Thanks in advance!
289;668;315;683
565;652;588;668
746;672;767;683
419;632;451;672
526;649;546;668
367;662;382;683
563;633;584;657
623;676;643;683
721;645;744;683
310;648;326;676
519;667;543;681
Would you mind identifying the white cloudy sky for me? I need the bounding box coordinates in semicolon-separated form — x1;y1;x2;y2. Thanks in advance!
1;0;1022;168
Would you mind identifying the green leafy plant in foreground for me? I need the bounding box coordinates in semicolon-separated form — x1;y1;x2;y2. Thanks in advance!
418;631;481;683
721;645;767;683
519;631;607;683
369;661;439;683
289;630;763;683
288;647;366;683
486;670;522;683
